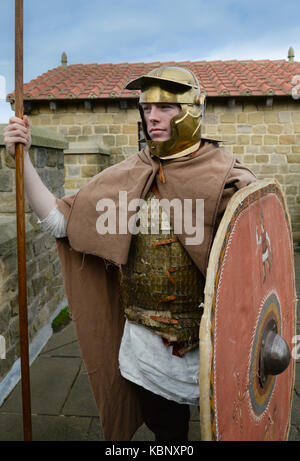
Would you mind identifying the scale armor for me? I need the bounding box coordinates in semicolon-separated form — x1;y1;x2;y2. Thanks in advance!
119;184;204;354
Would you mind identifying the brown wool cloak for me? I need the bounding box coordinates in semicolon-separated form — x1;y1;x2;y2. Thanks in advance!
55;143;256;440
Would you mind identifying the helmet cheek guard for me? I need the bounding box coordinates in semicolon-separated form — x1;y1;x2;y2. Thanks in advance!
125;66;206;159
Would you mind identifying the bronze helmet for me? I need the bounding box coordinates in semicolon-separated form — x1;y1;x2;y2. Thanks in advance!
125;66;206;159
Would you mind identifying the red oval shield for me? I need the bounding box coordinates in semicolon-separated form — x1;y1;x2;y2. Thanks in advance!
199;180;297;441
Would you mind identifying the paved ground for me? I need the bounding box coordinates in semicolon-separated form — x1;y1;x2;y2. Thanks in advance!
0;252;299;441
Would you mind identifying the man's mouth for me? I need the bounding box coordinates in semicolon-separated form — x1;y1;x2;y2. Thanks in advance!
150;128;165;134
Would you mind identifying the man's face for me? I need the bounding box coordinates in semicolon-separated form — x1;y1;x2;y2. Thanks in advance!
141;103;181;141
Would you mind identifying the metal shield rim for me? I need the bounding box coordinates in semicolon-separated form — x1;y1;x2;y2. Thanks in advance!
199;178;297;441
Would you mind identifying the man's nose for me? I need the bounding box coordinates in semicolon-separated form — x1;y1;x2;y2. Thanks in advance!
148;106;161;121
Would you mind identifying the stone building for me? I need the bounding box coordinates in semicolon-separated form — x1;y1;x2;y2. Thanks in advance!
7;51;300;241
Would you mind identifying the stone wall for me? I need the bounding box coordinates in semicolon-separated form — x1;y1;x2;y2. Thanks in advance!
29;99;139;163
27;96;300;240
0;126;67;383
202;97;300;241
63;143;111;195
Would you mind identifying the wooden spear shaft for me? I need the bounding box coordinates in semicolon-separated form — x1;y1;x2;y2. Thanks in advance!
15;0;32;441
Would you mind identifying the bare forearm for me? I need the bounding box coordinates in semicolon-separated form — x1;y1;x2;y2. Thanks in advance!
24;152;56;220
4;116;57;220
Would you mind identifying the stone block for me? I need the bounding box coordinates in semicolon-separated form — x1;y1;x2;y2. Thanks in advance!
102;135;115;147
41;115;54;125
260;164;278;174
59;114;75;125
248;113;264;124
205;126;218;136
289;164;300;173
282;125;293;135
57;152;64;169
64;178;87;191
220;113;236;123
109;125;121;134
122;125;138;134
68;126;82;136
286;174;300;185
237;135;250;145
256;155;269;163
237;113;248;123
219;135;236;144
81;165;99;178
268;125;283;134
287;155;300;163
32;234;49;257
294;124;300;133
9;316;20;345
37;254;50;271
0;171;13;192
252;125;266;134
279;135;296;145
275;145;291;155
64;154;80;165
3;150;15;169
243;154;255;163
36;148;47;168
251;135;262;145
126;110;140;124
270;154;287;165
94;125;108;134
233;146;244;154
286;185;298;195
292;112;300;122
67;166;81;178
264;112;278;123
39;169;64;192
46;151;58;167
65;136;76;143
129;134;138;146
218;125;236;134
246;145;259;154
237;125;252;133
287;195;296;204
84;154;103;165
96;114;114;125
116;135;128;146
278;112;291;123
0;304;10;335
77;136;89;143
264;135;278;145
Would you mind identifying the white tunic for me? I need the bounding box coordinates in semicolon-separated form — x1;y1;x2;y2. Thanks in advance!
39;206;200;405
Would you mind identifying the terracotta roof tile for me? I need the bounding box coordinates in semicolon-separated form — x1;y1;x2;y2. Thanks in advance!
7;59;300;102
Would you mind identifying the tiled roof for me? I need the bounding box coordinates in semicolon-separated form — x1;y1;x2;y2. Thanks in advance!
7;59;300;102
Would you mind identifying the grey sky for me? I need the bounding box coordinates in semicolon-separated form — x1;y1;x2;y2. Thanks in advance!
1;0;299;122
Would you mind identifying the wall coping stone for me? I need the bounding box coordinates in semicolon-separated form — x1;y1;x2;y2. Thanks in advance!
64;141;110;155
0;125;68;150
